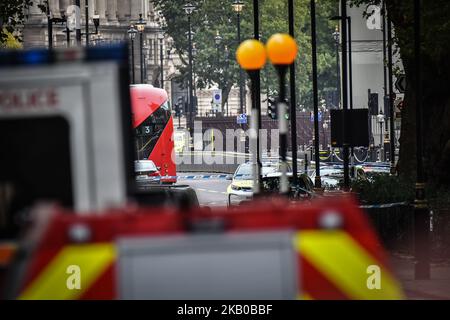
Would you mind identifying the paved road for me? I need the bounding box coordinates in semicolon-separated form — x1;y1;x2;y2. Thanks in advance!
177;172;230;207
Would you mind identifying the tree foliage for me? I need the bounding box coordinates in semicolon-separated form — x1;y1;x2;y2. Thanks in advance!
349;0;450;187
154;0;339;110
0;0;33;44
0;29;22;49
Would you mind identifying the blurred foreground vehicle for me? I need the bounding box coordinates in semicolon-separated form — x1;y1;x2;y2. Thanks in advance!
0;46;403;300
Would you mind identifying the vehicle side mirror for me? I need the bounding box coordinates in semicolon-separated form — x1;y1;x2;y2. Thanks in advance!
226;176;232;180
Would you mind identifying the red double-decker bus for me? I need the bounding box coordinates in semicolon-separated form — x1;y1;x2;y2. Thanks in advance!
130;84;176;184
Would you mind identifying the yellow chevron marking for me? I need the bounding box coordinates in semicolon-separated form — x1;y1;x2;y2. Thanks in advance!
294;231;404;300
20;243;115;300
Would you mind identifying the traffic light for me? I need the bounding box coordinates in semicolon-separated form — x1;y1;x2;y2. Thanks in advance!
192;96;198;115
174;101;183;117
283;103;290;121
383;95;390;117
267;97;277;119
267;97;290;120
368;93;379;116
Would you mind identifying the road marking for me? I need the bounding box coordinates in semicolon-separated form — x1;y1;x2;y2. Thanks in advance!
195;188;227;195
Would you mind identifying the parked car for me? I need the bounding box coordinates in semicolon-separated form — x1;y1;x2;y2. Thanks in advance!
309;165;367;190
227;161;317;206
227;162;289;203
134;160;161;186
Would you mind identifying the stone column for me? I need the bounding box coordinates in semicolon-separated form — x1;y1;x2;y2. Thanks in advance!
130;0;142;20
50;0;61;17
27;0;45;22
106;0;118;23
96;0;107;23
117;0;131;22
59;0;70;15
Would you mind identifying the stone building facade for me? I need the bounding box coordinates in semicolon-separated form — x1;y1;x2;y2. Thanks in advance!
22;0;178;101
21;0;247;120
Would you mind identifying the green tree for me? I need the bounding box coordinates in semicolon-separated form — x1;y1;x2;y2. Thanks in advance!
0;0;33;44
0;29;22;49
350;0;450;188
154;0;338;111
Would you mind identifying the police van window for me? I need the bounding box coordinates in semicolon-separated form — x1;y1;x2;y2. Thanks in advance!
0;117;73;239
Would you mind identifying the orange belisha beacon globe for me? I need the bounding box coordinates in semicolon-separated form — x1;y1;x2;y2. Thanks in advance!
266;33;298;65
236;39;267;70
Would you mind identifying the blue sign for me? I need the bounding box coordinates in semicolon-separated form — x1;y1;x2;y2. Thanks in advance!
310;111;322;122
236;113;247;124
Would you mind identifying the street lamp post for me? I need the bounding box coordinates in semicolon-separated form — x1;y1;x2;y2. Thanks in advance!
377;111;385;162
224;45;230;116
46;5;76;49
232;0;245;116
136;14;146;84
236;39;266;195
158;33;164;88
214;30;222;116
60;10;71;47
266;33;298;195
289;0;299;187
339;0;350;190
310;0;322;190
127;25;138;84
184;3;195;138
332;26;340;109
214;30;222;67
46;1;53;49
192;43;198;98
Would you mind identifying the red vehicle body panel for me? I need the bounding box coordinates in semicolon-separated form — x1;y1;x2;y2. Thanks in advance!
12;196;403;300
130;85;176;183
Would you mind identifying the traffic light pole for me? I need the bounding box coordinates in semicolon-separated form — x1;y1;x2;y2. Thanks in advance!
160;39;164;88
387;11;396;173
310;0;321;190
188;14;194;140
46;1;52;49
85;0;89;46
347;16;355;175
237;12;244;116
413;0;430;280
131;38;135;84
75;0;81;45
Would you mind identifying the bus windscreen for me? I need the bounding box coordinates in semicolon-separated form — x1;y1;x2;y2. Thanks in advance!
134;101;171;160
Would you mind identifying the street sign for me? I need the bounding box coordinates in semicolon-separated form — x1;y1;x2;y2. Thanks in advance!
212;89;222;104
395;74;406;93
310;111;322;122
236;113;247;124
